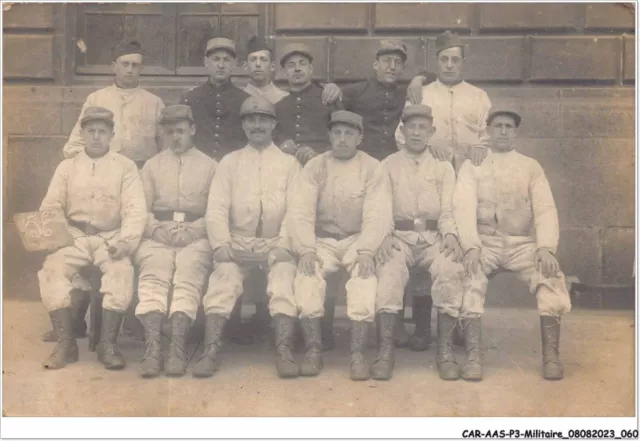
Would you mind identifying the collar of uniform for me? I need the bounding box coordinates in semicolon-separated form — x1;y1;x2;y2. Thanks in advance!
402;146;432;164
246;82;275;94
244;141;279;153
166;145;198;158
434;78;467;91
371;76;398;90
77;149;116;165
110;83;141;95
288;82;315;96
206;78;234;91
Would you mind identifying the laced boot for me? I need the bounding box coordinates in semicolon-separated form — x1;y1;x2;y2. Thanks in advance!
541;316;564;380
460;317;483;381
273;314;299;378
192;314;227;378
165;312;191;377
436;312;460;381
300;317;323;376
371;313;396;380
350;320;371;381
42;308;79;369
97;309;126;370
139;312;164;378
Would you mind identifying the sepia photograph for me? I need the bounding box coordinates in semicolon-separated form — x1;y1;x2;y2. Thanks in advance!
1;0;637;436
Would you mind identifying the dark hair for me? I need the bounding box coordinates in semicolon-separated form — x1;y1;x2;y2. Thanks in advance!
437;46;465;59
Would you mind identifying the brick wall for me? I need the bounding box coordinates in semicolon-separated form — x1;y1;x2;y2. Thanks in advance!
3;3;635;302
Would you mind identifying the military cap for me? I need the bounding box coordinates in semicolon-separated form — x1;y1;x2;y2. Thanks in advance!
487;106;522;127
401;104;434;123
435;30;464;55
328;110;364;132
247;35;272;56
112;40;145;61
376;38;408;62
80;106;115;128
279;43;313;67
159;104;194;125
205;37;236;58
240;96;276;118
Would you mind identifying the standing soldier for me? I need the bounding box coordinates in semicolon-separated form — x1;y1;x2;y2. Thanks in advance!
45;41;163;343
394;30;493;349
181;37;250;160
133;105;217;378
38;107;146;370
193;96;300;378
289;110;393;381
244;36;289;104
275;43;340;166
454;107;571;381
376;104;465;381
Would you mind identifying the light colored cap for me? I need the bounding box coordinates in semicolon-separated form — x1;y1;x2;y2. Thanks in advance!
328;110;364;132
240;96;276;118
205;37;236;57
279;43;313;67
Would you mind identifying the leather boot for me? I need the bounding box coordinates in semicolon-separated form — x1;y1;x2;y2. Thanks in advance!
43;308;79;369
436;312;459;381
350;320;370;381
165;312;191;377
409;295;432;351
192;314;227;378
300;317;323;376
97;309;126;370
42;289;90;342
540;316;564;380
460;317;483;381
371;313;396;380
139;312;164;378
273;314;299;378
320;295;336;351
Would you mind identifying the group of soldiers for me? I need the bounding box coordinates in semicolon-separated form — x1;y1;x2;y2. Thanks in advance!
37;30;572;382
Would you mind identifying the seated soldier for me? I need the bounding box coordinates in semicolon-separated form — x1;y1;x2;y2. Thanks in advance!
38;107;146;371
376;104;465;381
289;110;394;381
194;96;300;379
453;107;572;381
134;105;217;378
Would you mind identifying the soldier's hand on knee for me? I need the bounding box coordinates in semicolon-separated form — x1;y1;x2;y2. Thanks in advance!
270;247;294;264
355;253;375;279
441;234;463;262
375;235;399;266
108;240;130;260
152;226;173;246
299;251;322;276
463;248;481;277
407;76;425;105
535;249;559;278
469;145;488;166
321;83;342;105
171;228;194;247
213;245;233;263
295;146;317;165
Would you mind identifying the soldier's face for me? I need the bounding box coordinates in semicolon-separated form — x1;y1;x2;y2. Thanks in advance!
402;117;435;154
205;49;236;82
163;120;196;154
329;123;362;160
246;50;274;83
112;53;143;88
81;121;114;157
437;46;464;85
284;55;313;87
374;53;405;85
242;114;276;146
488;115;518;151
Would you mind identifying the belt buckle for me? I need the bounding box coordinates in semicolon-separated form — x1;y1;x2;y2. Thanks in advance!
414;218;426;233
173;212;186;223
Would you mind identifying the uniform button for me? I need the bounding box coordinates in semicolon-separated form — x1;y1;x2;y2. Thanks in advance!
296;115;301;119
216;94;221;97
215;125;220;129
295;124;300;128
296;97;301;101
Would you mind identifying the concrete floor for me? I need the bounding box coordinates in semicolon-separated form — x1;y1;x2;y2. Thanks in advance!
2;299;636;417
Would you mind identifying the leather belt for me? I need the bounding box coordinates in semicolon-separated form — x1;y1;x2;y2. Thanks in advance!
153;210;201;223
395;219;438;232
68;220;101;236
315;228;349;241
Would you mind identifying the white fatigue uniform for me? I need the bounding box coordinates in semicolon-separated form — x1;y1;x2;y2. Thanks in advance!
453;149;572;318
289;151;394;322
202;143;300;318
38;151;147;313
63;85;165;164
134;147;217;321
244;82;289;105
378;149;466;317
395;80;492;171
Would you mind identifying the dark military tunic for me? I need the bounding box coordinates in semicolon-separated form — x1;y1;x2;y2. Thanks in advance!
274;82;340;154
340;77;408;161
180;80;250;161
